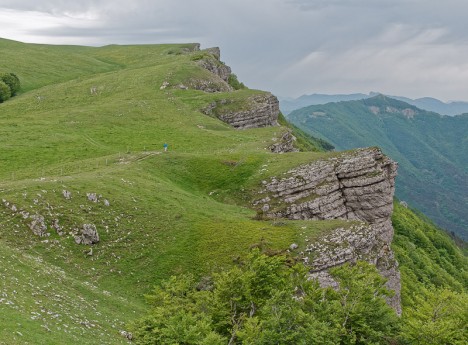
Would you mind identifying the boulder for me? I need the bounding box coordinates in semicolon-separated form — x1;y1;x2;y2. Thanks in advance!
28;214;49;237
75;224;100;245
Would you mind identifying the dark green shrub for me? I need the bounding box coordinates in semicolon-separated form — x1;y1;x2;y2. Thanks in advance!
190;51;211;61
0;80;11;103
228;73;246;90
0;72;20;95
133;251;400;344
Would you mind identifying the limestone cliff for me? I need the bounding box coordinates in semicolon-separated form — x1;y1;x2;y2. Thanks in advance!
254;147;401;313
197;47;232;83
202;93;280;129
193;47;280;129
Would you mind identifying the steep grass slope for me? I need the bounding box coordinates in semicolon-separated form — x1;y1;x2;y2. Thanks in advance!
0;38;340;344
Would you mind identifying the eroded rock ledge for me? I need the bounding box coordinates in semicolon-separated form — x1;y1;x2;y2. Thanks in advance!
254;147;401;313
194;47;281;130
197;47;232;83
202;93;280;129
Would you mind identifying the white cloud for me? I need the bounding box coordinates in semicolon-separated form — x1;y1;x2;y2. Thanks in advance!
0;8;103;44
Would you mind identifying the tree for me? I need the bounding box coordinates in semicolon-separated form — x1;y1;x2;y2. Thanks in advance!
0;72;20;96
228;74;246;90
401;288;468;345
133;251;400;344
329;262;400;344
0;80;11;103
133;274;226;345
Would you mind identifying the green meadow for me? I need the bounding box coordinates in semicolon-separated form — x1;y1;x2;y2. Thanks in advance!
1;38;466;344
0;38;341;344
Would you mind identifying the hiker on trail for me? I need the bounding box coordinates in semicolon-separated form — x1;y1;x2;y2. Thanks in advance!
163;143;168;152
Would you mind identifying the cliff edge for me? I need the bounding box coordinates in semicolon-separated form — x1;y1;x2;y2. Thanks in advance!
254;147;401;313
192;47;402;313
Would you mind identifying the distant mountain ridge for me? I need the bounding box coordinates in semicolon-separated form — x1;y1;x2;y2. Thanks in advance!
280;92;468;116
287;95;468;239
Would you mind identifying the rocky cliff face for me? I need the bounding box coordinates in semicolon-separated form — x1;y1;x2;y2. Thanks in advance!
254;147;401;313
193;47;280;129
202;93;280;129
197;47;232;83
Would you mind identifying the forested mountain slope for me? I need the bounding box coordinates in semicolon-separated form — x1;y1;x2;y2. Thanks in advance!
287;95;468;239
280;92;468;116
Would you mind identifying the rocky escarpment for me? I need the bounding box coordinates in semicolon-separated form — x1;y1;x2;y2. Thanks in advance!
254;147;401;313
160;46;233;93
196;47;232;83
189;47;233;92
187;47;281;130
202;93;280;129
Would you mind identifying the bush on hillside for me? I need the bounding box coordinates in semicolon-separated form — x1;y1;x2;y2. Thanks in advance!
400;288;468;344
133;250;399;344
228;73;246;90
0;72;20;95
0;80;11;103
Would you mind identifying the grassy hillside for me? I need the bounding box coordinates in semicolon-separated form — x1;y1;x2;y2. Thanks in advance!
287;95;468;239
1;38;466;344
0;38;342;344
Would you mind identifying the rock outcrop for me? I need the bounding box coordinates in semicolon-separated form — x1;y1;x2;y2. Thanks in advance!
254;147;401;313
74;224;100;245
269;130;299;153
202;93;280;129
197;47;231;83
28;214;49;237
181;47;234;93
161;46;233;93
186;77;232;93
192;47;280;129
62;190;72;200
86;192;99;203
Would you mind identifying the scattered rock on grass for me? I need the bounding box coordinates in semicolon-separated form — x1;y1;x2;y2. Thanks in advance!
75;224;100;245
29;214;49;237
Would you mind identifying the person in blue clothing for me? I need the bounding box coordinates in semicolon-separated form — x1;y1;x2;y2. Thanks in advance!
163;143;168;152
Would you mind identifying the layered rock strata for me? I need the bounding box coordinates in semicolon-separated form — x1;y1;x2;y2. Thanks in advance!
193;47;281;129
202;93;279;129
189;47;232;92
254;147;401;313
197;47;232;83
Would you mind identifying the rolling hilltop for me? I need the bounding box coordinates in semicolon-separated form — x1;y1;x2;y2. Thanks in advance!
0;39;466;344
287;95;468;240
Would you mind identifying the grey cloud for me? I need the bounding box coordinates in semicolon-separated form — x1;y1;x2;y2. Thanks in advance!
287;0;404;10
1;0;468;100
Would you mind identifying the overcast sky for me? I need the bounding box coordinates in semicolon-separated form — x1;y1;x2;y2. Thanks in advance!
1;0;468;101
